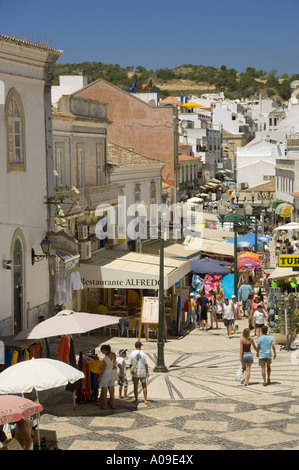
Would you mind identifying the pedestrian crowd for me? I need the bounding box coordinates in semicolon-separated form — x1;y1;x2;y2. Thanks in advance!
183;277;277;387
274;231;298;265
96;341;150;410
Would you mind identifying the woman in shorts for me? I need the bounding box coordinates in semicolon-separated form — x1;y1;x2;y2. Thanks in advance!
98;344;117;409
253;304;268;338
240;328;258;386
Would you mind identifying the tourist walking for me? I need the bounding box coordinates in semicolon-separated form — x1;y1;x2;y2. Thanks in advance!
250;295;269;336
208;289;219;329
116;349;130;400
198;291;210;330
185;293;198;329
257;326;276;386
240;328;258;386
128;341;150;405
222;297;236;338
238;282;253;317
231;294;241;333
252;304;268;337
245;291;254;320
98;344;116;409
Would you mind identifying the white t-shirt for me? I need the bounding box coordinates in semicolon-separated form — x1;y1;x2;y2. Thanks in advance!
116;357;126;376
254;310;265;325
128;349;149;377
116;356;127;376
223;302;234;320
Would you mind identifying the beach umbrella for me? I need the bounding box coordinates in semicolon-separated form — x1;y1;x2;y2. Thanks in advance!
238;251;260;258
0;358;84;448
190;257;231;274
0;358;84;395
14;310;121;340
237;260;262;270
0;395;43;425
225;232;263;247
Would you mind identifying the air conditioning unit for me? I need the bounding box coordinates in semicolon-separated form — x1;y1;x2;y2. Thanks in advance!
106;226;119;247
78;225;88;240
79;241;91;260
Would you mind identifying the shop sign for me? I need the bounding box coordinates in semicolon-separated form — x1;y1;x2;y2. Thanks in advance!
278;255;299;267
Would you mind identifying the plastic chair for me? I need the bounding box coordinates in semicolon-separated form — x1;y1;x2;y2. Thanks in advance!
108;323;120;337
124;319;137;337
147;324;158;338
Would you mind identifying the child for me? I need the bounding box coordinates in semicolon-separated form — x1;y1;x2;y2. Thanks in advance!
116;349;130;400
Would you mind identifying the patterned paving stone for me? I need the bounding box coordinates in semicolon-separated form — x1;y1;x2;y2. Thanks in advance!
68;440;118;450
39;318;299;451
118;424;191;445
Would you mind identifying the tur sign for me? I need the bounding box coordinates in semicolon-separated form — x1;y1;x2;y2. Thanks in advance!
278;255;299;267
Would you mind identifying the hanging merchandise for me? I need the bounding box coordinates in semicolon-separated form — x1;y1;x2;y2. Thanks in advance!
77;349;102;404
204;274;222;297
222;273;234;300
71;271;84;291
57;335;70;364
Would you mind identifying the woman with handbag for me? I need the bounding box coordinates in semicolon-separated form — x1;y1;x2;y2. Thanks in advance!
240;328;258;386
97;344;117;409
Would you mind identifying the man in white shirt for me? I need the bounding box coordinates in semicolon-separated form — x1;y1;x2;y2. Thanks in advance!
128;341;150;404
222;297;236;339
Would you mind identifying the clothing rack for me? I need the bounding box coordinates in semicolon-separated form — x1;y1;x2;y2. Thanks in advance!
77;348;101;404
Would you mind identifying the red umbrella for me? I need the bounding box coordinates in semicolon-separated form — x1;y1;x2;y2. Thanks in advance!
0;395;43;425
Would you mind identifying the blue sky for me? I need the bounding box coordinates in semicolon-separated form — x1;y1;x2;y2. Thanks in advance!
0;0;298;75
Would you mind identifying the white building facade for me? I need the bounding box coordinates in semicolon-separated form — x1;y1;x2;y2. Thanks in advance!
0;35;62;335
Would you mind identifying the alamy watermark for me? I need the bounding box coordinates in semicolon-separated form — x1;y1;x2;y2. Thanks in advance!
94;196;204;248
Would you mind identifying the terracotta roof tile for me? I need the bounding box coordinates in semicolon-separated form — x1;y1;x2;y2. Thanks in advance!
107;142;162;167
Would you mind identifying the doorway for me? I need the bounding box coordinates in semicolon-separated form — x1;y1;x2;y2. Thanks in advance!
13;238;24;333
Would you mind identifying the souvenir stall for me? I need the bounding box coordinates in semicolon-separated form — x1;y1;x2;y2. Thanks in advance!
0;335;43;373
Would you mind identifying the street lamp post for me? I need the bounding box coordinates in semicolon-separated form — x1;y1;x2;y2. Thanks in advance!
218;206;245;297
153;215;168;373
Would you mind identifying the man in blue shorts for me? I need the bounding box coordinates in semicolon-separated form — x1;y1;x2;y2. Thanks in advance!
257;325;276;386
238;282;253;317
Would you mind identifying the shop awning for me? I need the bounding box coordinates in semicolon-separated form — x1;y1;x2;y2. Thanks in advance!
78;249;190;290
184;236;234;258
143;240;202;260
269;267;298;279
144;236;234;260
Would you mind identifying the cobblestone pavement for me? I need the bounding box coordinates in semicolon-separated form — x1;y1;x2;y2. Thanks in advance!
38;317;299;451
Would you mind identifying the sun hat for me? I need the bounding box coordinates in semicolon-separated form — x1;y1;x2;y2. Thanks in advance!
119;349;127;355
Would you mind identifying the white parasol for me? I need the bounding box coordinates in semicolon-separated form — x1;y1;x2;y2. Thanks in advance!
0;358;84;394
14;309;121;340
0;358;84;448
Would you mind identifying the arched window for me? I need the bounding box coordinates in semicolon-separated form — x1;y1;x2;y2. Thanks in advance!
5;88;26;171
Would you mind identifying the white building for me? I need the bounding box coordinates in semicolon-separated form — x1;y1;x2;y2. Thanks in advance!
0;35;62;335
107;142;165;251
236;138;285;189
178;106;221;178
52;75;88;105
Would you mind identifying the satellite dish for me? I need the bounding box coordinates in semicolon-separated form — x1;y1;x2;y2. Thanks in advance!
180;120;187;129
